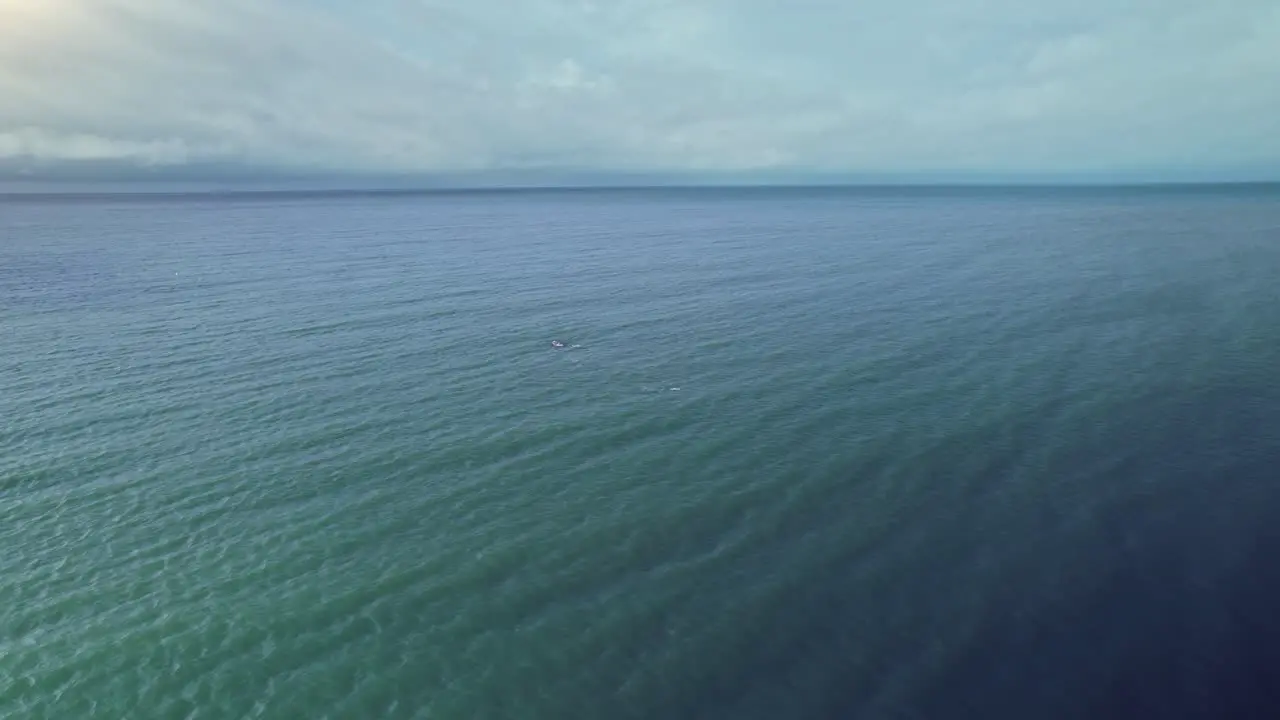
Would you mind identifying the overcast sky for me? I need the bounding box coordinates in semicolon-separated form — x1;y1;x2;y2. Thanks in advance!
2;0;1278;181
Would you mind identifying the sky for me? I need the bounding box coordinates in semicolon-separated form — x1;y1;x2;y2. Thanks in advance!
1;0;1279;183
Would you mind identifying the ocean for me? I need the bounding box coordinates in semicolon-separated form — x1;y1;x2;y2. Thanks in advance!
3;185;1280;719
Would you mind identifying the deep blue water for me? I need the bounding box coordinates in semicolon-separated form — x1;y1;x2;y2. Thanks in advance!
3;185;1280;719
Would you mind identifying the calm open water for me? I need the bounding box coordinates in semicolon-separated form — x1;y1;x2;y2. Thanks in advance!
3;186;1280;719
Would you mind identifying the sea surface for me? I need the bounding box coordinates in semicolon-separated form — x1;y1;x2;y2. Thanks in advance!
3;185;1280;719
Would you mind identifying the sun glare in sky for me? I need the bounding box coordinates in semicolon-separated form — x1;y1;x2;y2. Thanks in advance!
0;0;51;17
0;0;71;34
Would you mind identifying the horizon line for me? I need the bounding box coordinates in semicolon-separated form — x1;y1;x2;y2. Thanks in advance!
3;178;1280;198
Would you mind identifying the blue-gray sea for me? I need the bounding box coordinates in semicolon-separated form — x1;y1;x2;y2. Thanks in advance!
3;185;1280;719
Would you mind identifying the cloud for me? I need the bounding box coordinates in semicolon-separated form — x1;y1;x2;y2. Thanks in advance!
1;0;1278;179
0;127;192;165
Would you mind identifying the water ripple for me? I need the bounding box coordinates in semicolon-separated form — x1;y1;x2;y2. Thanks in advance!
3;188;1280;719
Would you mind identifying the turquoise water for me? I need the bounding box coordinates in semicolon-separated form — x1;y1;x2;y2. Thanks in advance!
3;186;1280;719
